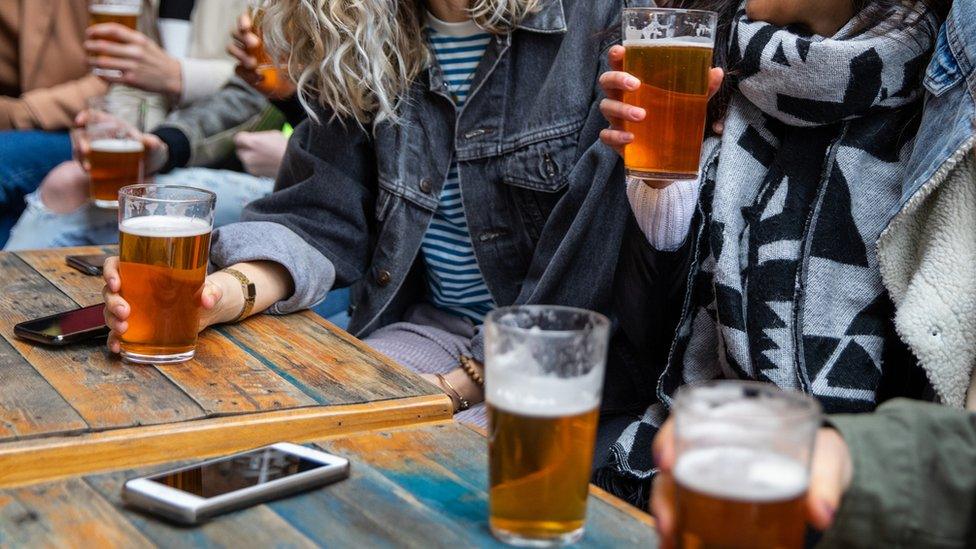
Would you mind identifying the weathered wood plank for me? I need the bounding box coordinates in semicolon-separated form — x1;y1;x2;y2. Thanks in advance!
0;477;152;548
0;332;88;440
0;395;452;489
16;248;319;417
0;253;206;433
15;246;115;307
85;470;318;549
218;312;437;405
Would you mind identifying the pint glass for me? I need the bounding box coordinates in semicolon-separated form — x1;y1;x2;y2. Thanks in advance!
485;306;610;547
622;8;717;182
86;96;145;209
118;185;215;364
89;0;142;77
246;3;291;98
672;381;821;549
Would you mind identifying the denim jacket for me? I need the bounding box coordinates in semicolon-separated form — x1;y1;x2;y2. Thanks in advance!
210;0;635;359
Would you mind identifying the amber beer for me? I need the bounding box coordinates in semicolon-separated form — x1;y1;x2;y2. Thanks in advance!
118;214;211;363
674;447;809;549
89;139;144;208
89;3;140;30
623;40;713;180
247;7;290;97
488;401;599;541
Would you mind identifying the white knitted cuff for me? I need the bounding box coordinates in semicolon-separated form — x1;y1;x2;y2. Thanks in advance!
626;177;700;252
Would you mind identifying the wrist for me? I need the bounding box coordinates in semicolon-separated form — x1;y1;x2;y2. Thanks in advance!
167;57;184;98
445;368;483;406
210;271;245;324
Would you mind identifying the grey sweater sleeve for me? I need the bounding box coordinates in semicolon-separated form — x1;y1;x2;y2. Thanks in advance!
210;221;336;315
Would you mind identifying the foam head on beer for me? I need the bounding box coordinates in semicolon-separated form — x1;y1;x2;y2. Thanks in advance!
119;214;211;238
486;345;602;417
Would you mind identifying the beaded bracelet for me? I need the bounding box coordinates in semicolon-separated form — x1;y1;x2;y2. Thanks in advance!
458;355;485;388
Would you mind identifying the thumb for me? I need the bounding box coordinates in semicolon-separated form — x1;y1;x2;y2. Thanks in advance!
806;429;852;531
201;281;223;311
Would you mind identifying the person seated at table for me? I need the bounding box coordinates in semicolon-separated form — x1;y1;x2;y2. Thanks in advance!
102;0;633;427
651;398;976;548
0;0;243;248
593;0;959;507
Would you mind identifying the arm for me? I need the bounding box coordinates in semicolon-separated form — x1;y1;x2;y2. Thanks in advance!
820;399;976;548
0;75;108;130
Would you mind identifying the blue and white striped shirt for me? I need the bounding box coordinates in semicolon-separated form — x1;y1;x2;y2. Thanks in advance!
421;15;494;323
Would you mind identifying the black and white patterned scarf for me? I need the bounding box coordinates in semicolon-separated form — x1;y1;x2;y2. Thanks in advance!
610;2;939;482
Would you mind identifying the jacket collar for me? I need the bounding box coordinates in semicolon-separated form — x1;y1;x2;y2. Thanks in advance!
516;0;567;34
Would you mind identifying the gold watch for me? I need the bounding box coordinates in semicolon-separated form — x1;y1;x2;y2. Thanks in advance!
221;267;256;323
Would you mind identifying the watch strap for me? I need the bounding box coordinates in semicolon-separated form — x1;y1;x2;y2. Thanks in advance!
222;267;256;323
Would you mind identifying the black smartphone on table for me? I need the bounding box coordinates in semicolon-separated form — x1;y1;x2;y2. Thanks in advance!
66;254;110;276
13;304;109;346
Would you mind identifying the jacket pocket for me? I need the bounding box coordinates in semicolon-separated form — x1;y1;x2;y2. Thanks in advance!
924;25;962;97
501;132;579;242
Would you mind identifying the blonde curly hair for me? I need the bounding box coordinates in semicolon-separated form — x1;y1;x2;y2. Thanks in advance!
261;0;541;126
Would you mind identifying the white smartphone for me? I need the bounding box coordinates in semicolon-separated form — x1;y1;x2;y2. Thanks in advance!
122;443;350;524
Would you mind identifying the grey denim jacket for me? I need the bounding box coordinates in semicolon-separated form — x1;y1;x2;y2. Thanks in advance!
210;0;637;359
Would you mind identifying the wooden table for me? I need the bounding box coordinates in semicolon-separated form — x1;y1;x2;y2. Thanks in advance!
0;422;657;547
0;247;452;488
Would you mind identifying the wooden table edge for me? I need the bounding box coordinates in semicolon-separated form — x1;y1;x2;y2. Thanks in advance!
0;394;453;489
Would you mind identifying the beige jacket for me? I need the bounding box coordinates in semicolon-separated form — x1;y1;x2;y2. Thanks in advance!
0;0;108;130
879;144;976;410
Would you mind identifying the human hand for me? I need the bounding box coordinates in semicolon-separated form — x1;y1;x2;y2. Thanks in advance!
227;12;296;99
599;45;725;157
648;419;853;548
102;257;229;354
71;110;169;175
234;131;289;179
420;364;485;414
86;24;183;97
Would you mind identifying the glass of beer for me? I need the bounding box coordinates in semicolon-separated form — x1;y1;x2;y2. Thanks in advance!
118;185;215;364
246;2;291;98
622;8;717;183
485;306;610;547
86;96;146;209
672;381;822;549
89;0;142;77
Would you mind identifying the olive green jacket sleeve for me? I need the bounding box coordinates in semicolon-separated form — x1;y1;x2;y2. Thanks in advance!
818;399;976;549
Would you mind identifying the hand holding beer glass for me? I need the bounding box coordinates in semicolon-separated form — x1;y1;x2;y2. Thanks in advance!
654;382;821;549
110;185;215;364
485;306;609;547
228;2;296;99
88;0;142;78
83;96;146;209
599;9;720;185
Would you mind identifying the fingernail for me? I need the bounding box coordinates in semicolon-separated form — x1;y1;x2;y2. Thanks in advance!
630;108;644;120
115;305;125;316
821;501;836;523
626;77;640;88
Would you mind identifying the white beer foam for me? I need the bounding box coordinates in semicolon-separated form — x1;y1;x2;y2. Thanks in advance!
91;139;144;153
120;215;210;238
623;38;713;48
486;347;602;418
674;446;808;503
90;4;142;15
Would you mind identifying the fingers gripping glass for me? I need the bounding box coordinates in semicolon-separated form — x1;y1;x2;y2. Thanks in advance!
88;0;143;78
117;185;215;364
622;8;718;184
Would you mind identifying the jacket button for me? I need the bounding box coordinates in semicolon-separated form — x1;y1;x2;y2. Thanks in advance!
375;269;392;287
419;178;433;194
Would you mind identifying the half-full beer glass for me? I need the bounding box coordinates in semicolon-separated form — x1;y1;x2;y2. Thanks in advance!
672;381;821;549
86;96;145;208
622;8;717;182
89;0;142;77
485;306;610;547
118;185;215;364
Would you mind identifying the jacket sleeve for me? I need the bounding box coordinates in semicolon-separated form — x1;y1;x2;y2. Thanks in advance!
152;77;283;170
209;112;377;314
0;74;108;130
820;399;976;549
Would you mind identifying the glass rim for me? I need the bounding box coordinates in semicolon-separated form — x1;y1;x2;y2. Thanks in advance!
485;305;610;337
622;7;719;19
119;184;216;205
673;380;822;424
